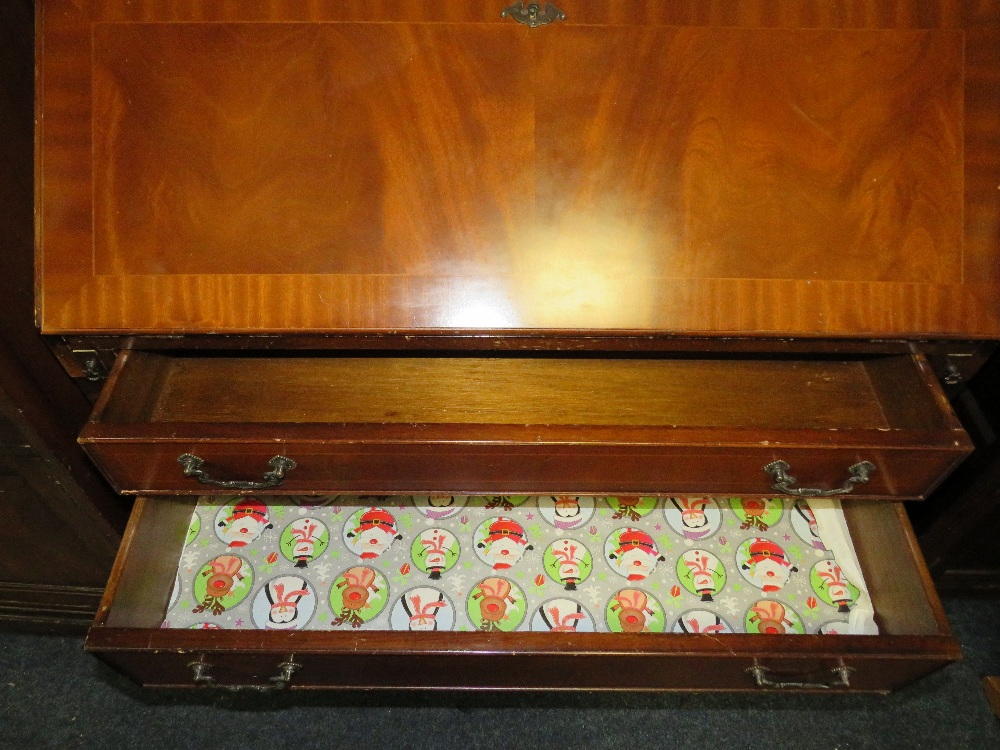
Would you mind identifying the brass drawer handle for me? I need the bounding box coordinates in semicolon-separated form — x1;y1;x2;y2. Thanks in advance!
763;460;876;497
501;1;565;27
178;453;297;490
749;661;853;690
188;657;301;691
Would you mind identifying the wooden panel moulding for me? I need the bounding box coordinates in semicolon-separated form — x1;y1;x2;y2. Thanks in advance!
35;0;1000;337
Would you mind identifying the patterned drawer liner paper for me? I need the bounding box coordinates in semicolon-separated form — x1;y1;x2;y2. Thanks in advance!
162;496;878;635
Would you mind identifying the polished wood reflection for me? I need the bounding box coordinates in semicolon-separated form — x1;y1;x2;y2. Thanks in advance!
37;0;1000;336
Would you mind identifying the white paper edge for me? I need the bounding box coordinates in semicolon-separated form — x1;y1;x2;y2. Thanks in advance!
810;498;879;635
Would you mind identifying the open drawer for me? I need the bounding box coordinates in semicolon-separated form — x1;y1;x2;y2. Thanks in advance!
79;351;971;499
86;495;960;692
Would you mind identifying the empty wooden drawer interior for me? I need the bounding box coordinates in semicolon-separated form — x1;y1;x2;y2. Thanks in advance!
86;496;959;692
80;351;971;498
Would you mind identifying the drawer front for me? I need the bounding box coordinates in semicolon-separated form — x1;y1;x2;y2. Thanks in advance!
82;440;966;500
86;497;961;693
86;630;957;693
80;351;972;500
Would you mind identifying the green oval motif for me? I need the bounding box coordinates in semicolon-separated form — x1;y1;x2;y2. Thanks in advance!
483;495;531;511
191;555;253;615
543;539;593;590
729;498;783;532
605;588;665;633
744;599;805;635
410;528;461;578
466;577;526;632
185;511;201;546
675;549;727;601
605;496;657;520
329;566;389;627
279;517;330;568
810;560;861;612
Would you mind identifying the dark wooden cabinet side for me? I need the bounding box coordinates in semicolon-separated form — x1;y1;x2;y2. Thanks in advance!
0;0;126;634
911;348;1000;596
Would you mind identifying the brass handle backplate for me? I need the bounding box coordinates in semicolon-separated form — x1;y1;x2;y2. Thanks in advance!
188;657;301;692
762;460;876;497
178;453;297;490
749;661;853;690
501;1;566;27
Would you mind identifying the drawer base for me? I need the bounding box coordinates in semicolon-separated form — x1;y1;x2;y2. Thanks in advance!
86;497;961;692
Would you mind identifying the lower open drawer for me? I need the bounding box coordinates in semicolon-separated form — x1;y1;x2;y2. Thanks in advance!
86;496;960;692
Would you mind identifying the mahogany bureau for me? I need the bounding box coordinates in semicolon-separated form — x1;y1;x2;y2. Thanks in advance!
34;0;1000;691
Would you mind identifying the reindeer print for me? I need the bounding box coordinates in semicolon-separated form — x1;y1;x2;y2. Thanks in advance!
192;555;252;615
330;566;388;628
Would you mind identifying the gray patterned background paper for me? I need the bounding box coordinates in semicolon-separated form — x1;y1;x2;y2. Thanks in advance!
162;495;874;636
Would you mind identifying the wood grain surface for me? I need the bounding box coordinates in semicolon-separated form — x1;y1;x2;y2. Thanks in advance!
35;0;1000;336
78;351;972;498
108;355;891;429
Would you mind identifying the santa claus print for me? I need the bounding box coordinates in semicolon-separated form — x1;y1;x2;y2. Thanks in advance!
343;507;404;560
214;498;273;549
605;528;665;582
737;537;798;593
473;517;533;571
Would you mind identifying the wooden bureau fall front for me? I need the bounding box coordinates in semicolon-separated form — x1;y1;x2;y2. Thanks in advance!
34;0;1000;691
